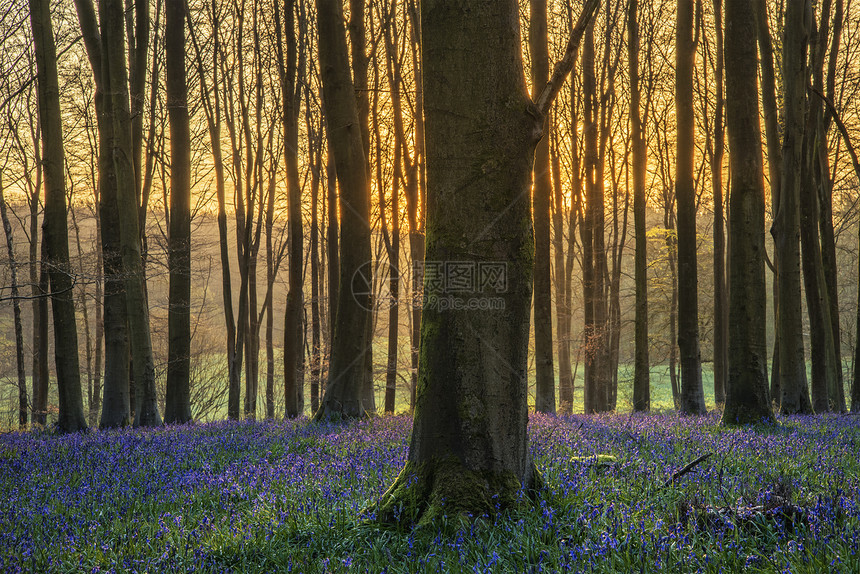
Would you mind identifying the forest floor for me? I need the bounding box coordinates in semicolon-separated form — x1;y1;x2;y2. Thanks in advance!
1;412;858;573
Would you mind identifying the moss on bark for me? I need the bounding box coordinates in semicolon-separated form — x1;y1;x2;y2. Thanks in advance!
373;458;542;529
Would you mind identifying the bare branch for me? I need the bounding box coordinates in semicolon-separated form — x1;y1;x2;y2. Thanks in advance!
535;0;600;116
810;86;860;185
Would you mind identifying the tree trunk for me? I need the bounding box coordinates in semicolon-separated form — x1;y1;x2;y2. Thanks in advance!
855;214;860;410
309;119;322;415
29;0;88;432
376;0;597;526
382;4;404;414
406;0;425;412
28;159;48;427
629;0;650;412
817;0;846;412
325;136;339;396
773;0;812;414
551;129;574;414
722;0;775;425
101;0;161;427
676;0;705;415
582;13;599;412
711;0;727;406
164;0;192;424
278;0;304;418
314;0;373;421
0;176;28;428
34;242;50;426
802;0;842;413
756;0;781;405
73;0;131;429
530;0;555;415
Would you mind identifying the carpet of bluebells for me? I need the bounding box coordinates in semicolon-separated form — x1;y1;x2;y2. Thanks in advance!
1;413;859;573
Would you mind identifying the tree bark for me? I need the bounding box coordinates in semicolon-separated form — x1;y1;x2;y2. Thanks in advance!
722;0;775;425
711;0;727;406
101;0;161;427
773;0;812;414
801;0;842;412
376;0;597;526
29;0;88;432
676;0;705;415
551;128;574;414
382;1;404;414
309;113;322;415
187;3;239;422
73;0;132;429
163;0;192;424
629;0;650;412
582;12;599;413
278;0;304;418
314;0;373;421
530;0;555;415
406;0;425;411
0;175;28;428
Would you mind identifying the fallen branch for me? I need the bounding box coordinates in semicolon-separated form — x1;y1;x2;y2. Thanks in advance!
662;453;713;488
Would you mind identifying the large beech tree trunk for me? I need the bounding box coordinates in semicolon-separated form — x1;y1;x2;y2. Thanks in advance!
675;0;705;415
773;0;812;414
376;0;597;526
29;0;88;433
164;0;193;424
722;0;775;425
314;0;373;421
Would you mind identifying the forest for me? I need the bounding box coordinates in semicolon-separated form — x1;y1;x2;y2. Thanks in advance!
1;0;860;571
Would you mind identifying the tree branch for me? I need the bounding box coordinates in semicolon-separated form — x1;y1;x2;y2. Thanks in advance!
810;86;860;185
661;452;713;488
534;0;600;116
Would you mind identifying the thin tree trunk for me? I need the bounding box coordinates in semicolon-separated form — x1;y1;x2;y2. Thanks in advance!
629;0;650;412
382;2;403;414
711;0;727;406
35;243;50;426
676;0;705;415
278;0;304;419
406;0;424;412
551;128;574;414
309;114;322;415
530;0;556;414
818;0;846;412
582;14;598;413
70;202;95;425
0;175;28;428
27;150;48;427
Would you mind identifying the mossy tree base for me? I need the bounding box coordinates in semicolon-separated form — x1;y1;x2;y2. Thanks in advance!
373;459;541;529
